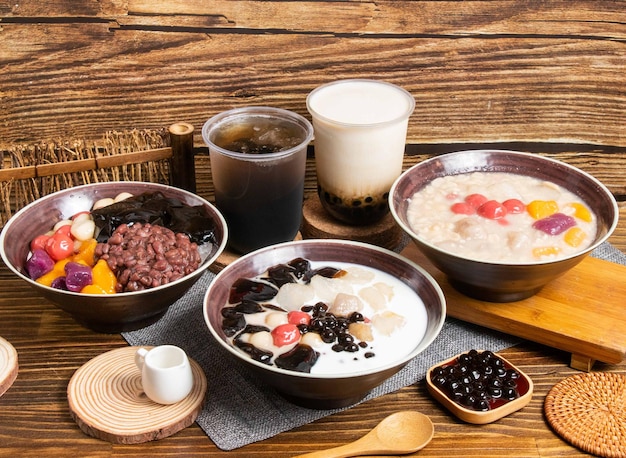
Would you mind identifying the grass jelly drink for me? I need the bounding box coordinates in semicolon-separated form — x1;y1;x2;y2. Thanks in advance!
202;107;313;254
307;80;415;225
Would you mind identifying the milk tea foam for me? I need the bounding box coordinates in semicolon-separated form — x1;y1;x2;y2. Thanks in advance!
307;80;415;225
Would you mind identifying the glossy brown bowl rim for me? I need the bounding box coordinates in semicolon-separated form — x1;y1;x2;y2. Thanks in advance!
203;239;447;380
389;149;619;266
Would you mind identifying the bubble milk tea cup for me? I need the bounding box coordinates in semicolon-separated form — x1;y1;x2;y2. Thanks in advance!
202;107;314;254
306;79;415;225
134;345;194;405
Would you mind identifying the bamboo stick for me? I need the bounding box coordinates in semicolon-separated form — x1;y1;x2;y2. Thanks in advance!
168;122;196;193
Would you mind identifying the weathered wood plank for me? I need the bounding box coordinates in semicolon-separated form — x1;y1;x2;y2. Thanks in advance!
1;29;625;147
5;1;626;38
1;1;625;147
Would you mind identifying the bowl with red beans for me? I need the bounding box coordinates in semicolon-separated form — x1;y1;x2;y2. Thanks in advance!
390;149;618;302
0;181;228;332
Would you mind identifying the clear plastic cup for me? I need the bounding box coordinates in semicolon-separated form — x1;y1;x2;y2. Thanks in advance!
307;79;415;225
202;107;313;254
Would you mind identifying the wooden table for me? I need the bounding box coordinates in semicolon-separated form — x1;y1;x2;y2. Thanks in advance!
1;257;626;458
2;1;626;456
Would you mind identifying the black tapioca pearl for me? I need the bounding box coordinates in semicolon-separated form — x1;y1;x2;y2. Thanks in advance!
506;369;520;380
462;393;478;407
338;334;354;345
321;329;337;343
312;302;328;316
474;399;490;411
336;318;350;330
310;319;325;332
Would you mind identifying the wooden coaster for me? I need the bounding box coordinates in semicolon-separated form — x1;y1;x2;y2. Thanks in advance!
301;197;403;251
0;336;18;397
544;372;626;457
211;232;303;272
68;346;207;444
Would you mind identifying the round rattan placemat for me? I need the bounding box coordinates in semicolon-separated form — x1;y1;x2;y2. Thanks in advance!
544;372;626;458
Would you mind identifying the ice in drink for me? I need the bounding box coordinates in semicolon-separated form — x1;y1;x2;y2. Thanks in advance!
202;107;313;254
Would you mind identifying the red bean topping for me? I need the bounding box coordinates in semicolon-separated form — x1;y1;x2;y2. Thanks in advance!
95;222;200;292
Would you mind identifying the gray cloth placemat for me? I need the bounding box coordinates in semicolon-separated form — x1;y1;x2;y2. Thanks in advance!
122;241;625;450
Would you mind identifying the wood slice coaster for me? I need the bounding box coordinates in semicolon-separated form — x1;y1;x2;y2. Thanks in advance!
68;346;207;444
544;372;626;457
301;197;403;251
0;336;18;397
211;231;303;272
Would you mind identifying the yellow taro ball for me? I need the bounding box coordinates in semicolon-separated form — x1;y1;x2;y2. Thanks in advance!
532;246;561;258
569;202;592;222
564;227;587;247
527;200;559;219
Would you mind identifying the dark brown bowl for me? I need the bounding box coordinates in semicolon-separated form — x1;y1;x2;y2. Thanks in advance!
203;239;446;409
390;150;618;302
1;182;228;333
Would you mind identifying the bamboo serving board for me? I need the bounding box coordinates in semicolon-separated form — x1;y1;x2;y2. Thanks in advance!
68;347;207;444
401;243;626;371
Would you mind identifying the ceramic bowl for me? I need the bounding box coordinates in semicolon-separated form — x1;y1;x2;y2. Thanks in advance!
203;239;446;409
0;181;228;333
390;149;618;302
426;350;533;424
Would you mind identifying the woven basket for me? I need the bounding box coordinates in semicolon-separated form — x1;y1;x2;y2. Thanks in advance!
0;123;197;229
544;372;626;457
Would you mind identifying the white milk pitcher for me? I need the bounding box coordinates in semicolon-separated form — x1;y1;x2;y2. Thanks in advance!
135;345;194;405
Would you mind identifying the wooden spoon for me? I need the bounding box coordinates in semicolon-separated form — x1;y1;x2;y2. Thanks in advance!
293;410;434;458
